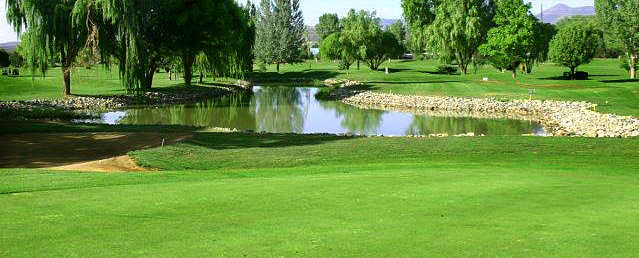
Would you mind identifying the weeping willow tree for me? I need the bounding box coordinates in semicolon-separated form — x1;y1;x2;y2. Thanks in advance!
5;0;98;96
87;0;254;92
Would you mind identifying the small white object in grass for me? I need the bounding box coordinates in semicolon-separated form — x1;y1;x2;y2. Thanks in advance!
482;77;489;82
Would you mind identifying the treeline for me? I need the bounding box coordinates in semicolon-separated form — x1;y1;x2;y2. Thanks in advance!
400;0;638;79
6;0;257;95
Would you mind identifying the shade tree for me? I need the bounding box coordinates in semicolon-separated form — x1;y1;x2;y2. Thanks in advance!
427;0;495;74
479;0;536;78
254;0;305;73
5;0;99;95
548;22;602;79
401;0;437;54
341;10;402;71
595;0;639;78
319;32;357;70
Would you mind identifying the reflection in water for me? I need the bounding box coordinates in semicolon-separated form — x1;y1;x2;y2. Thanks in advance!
406;116;545;136
89;86;547;136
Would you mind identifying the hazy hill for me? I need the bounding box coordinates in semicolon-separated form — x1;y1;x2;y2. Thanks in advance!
536;4;595;24
0;41;18;52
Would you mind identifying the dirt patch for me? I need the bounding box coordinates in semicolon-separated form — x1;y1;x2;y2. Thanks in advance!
48;155;147;173
0;132;191;171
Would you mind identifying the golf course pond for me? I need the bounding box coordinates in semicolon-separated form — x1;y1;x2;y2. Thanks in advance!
83;86;548;136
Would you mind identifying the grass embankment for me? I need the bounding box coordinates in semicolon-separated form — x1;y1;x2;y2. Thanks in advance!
2;123;639;256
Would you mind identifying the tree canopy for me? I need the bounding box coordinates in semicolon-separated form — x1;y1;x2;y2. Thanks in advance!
479;0;536;78
341;10;401;70
5;0;96;95
320;32;357;70
548;22;602;78
427;0;495;74
595;0;639;78
387;20;407;56
401;0;437;53
255;0;305;73
315;13;340;42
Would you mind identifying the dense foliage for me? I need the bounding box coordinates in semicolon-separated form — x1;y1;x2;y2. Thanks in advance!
0;49;9;68
254;0;305;72
427;0;495;74
320;33;357;70
341;10;402;70
387;20;407;56
401;0;437;53
5;0;96;95
315;13;340;42
595;0;639;79
479;0;536;78
548;22;602;78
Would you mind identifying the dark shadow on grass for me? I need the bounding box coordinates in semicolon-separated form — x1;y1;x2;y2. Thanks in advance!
247;70;340;84
0;121;357;168
367;81;460;85
538;76;592;81
420;71;460;76
373;68;412;73
600;79;639;83
184;132;358;151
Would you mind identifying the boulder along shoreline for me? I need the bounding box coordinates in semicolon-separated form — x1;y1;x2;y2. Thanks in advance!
338;90;639;138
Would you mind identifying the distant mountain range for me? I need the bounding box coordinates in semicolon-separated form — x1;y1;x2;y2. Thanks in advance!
0;42;18;52
535;4;595;24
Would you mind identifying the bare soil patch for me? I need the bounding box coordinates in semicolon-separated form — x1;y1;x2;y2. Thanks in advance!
0;132;191;171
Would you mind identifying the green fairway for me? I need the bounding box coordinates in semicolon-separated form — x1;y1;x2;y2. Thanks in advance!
2;58;639;256
2;131;639;257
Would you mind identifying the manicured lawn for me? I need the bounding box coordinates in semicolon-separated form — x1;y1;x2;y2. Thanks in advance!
0;67;186;101
2;127;639;256
1;57;638;256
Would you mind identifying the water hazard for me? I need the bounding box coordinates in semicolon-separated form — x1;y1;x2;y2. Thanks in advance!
85;86;547;136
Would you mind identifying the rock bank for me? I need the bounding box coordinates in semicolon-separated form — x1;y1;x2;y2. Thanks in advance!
340;91;639;138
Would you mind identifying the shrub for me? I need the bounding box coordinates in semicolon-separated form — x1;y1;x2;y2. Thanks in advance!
436;65;458;75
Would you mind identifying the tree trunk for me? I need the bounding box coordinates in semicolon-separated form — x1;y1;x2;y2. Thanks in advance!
142;61;157;91
512;69;517;79
357;60;360;70
183;53;195;86
276;62;280;73
570;67;576;80
169;70;172;80
460;61;468;75
630;54;637;79
62;65;71;96
199;70;204;84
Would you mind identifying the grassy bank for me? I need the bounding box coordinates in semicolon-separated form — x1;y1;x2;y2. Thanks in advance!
2;129;639;256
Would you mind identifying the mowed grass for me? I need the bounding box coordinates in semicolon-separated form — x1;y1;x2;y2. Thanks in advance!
0;67;184;100
2;130;639;256
1;58;638;256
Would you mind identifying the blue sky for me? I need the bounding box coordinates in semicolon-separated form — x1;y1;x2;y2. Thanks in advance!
1;0;594;43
